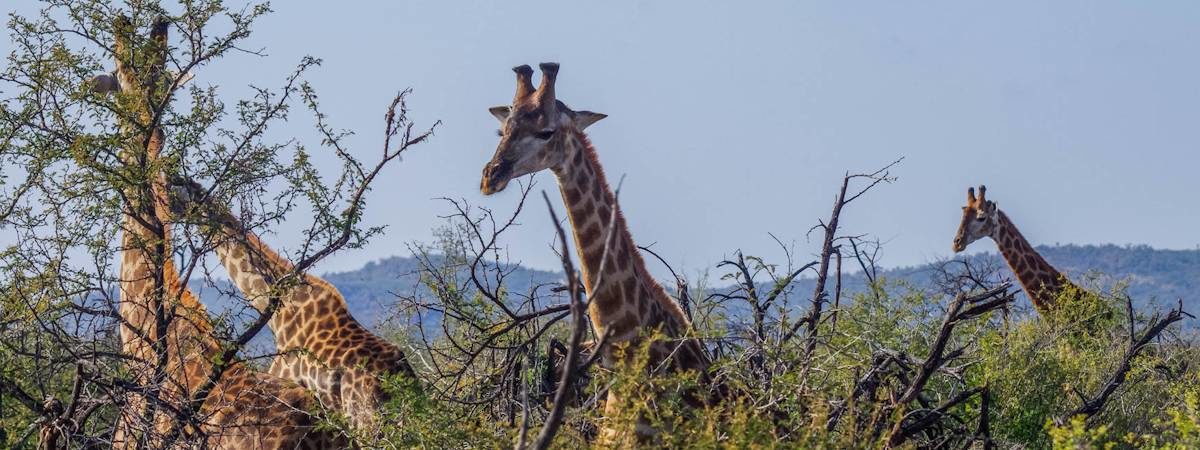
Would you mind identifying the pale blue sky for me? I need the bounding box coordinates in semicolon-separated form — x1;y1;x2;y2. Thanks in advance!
5;1;1200;277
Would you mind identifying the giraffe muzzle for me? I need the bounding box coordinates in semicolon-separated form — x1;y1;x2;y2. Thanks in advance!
481;161;511;195
952;238;966;253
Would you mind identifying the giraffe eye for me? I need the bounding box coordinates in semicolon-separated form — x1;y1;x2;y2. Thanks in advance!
496;129;504;136
535;130;555;140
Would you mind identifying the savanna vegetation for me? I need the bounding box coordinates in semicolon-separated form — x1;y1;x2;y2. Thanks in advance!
0;2;1195;449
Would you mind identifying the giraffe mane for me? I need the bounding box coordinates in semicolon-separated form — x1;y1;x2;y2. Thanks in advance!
572;130;694;330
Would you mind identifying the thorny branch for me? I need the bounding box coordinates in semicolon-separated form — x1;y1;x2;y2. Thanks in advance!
782;158;902;352
1058;300;1192;424
525;192;589;450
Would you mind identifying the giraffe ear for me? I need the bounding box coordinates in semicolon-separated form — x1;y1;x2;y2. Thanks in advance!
574;110;607;130
488;106;511;123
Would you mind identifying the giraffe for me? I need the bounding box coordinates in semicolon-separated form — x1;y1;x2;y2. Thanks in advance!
99;16;343;449
164;178;417;434
952;185;1089;313
480;63;714;443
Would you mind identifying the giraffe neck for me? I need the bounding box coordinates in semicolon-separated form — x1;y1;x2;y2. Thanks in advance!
200;213;348;348
551;130;705;370
202;209;416;431
117;130;217;377
990;210;1071;312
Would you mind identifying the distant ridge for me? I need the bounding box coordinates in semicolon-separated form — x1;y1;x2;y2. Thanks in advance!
778;244;1199;313
965;244;1200;305
196;244;1199;342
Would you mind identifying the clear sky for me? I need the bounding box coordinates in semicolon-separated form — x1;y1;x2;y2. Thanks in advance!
5;1;1200;277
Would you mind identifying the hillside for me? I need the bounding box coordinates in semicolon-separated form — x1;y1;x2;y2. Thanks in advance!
195;244;1199;342
782;244;1200;312
193;255;564;349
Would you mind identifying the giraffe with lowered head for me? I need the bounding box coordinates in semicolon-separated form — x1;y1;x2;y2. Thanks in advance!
99;16;343;449
481;63;714;442
166;177;417;434
952;185;1089;313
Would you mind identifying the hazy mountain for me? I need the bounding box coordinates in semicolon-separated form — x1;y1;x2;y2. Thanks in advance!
196;244;1200;345
768;244;1199;315
319;255;565;328
192;255;564;351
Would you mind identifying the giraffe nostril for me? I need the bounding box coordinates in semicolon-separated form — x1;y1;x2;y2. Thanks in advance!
486;161;509;182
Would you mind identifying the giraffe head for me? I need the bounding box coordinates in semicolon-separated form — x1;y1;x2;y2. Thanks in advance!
164;176;209;219
480;63;607;195
541;338;595;407
952;185;999;252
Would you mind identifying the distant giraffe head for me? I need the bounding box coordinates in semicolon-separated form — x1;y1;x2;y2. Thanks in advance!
949;184;1087;313
480;63;606;194
165;176;208;218
952;185;999;252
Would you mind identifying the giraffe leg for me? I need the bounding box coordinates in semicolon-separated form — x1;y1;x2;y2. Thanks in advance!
595;390;626;448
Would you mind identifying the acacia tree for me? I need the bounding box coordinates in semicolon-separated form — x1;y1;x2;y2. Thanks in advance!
0;1;435;447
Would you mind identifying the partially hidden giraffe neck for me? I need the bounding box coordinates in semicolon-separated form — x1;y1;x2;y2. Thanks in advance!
110;21;216;366
551;130;707;372
188;210;298;335
113;81;236;449
118;191;343;448
117;127;219;382
207;220;311;345
991;210;1077;313
199;206;416;430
